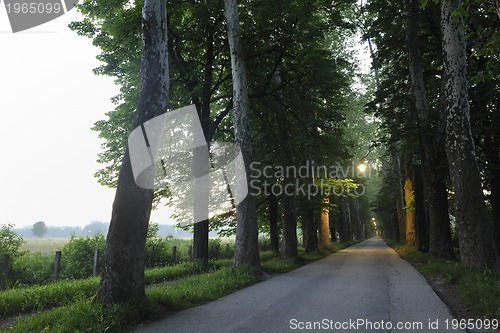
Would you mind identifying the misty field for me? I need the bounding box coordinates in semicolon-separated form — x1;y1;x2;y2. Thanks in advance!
20;238;70;254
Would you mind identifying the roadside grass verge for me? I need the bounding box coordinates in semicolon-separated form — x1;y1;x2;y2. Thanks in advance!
1;297;147;333
147;266;262;310
0;278;99;318
390;243;500;318
0;260;229;318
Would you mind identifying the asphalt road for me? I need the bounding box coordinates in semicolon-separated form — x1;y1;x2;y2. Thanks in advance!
134;236;466;333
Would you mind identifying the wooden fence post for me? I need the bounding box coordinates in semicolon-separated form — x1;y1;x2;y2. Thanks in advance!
54;251;62;280
171;246;177;264
93;249;100;276
188;245;192;261
226;243;230;258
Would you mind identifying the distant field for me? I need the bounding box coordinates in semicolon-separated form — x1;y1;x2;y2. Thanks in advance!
20;238;70;254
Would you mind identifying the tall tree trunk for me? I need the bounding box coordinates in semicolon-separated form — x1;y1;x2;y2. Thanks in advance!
391;144;406;243
485;134;500;257
98;0;169;304
441;0;498;269
413;164;429;252
480;84;500;257
224;0;260;268
282;181;298;258
302;203;318;253
268;194;280;254
318;196;331;248
192;28;216;266
339;198;351;242
406;0;453;257
404;173;416;247
330;212;337;242
353;198;363;240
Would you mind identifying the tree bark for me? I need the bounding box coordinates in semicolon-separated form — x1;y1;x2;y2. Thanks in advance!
404;174;416;247
391;144;406;243
224;0;260;268
282;181;298;258
406;0;453;257
98;0;169;304
441;0;498;269
413;164;429;252
268;194;280;254
318;196;331;248
302;203;318;253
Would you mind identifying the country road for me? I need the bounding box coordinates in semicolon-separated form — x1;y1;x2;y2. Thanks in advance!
134;237;466;333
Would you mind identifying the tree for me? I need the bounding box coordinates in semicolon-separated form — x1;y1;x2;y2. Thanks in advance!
0;224;24;257
31;221;47;238
440;0;497;269
224;0;260;268
405;0;453;257
98;0;169;304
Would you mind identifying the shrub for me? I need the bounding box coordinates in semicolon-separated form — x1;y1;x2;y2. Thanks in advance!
0;224;25;258
208;238;221;260
145;237;171;267
60;234;106;279
10;252;53;286
0;224;25;289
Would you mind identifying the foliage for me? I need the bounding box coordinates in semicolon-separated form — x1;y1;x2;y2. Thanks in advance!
59;234;106;279
0;224;24;258
208;238;222;260
10;252;53;286
31;221;47;238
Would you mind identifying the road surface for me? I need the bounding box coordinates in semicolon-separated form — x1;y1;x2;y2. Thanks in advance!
134;237;466;333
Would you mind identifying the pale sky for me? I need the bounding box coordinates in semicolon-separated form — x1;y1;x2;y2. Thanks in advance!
0;6;173;228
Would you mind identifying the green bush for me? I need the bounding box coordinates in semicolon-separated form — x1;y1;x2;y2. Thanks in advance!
208;238;222;260
0;224;25;258
145;236;171;267
10;252;53;286
60;234;106;279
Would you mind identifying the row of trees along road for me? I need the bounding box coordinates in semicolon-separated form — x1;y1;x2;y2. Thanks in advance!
365;0;499;269
70;0;499;304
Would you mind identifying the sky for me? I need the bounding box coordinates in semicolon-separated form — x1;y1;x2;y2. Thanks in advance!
0;4;371;229
0;5;174;228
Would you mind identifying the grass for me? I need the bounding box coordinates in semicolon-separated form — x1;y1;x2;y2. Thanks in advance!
1;298;145;333
0;260;231;319
20;239;69;254
390;243;500;318
147;266;262;310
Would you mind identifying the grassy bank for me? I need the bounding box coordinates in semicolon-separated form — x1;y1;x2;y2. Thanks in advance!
389;242;500;318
